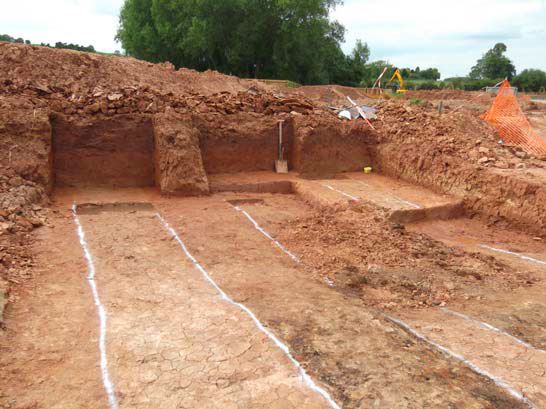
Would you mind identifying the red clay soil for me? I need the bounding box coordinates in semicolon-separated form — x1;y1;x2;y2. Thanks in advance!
53;114;156;188
0;42;253;96
3;43;546;408
372;100;546;236
291;117;377;176
153;110;209;195
0;96;50;313
1;42;546;310
403;89;494;102
274;201;538;310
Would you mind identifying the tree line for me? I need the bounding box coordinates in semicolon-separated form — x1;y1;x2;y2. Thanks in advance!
115;0;444;87
116;1;546;92
1;34;96;53
0;34;31;44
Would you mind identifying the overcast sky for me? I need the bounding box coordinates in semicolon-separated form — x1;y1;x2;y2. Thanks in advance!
2;0;545;78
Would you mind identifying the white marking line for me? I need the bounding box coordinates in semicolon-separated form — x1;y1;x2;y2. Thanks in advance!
320;183;360;201
72;204;118;409
441;308;546;355
396;198;422;210
348;178;422;209
384;314;537;409
156;213;340;409
230;205;300;263
479;245;546;266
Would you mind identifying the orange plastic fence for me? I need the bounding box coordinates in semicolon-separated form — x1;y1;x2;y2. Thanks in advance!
483;80;546;155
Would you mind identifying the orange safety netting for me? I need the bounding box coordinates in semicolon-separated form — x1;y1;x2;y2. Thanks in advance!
483;80;546;155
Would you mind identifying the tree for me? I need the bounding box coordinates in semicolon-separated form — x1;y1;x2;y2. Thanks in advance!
350;40;370;66
414;67;440;80
469;43;516;80
512;69;546;92
117;0;354;85
328;40;371;86
1;34;26;43
359;60;394;87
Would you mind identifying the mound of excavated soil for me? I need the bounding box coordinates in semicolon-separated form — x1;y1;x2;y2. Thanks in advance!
278;202;537;309
0;42;255;97
372;100;546;235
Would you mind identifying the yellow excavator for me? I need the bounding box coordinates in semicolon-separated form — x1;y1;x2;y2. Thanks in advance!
386;69;407;93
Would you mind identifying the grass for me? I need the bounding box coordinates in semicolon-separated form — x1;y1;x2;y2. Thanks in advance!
286;80;302;88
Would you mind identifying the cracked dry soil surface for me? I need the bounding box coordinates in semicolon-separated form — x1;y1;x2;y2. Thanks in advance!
0;190;535;408
1;202;330;409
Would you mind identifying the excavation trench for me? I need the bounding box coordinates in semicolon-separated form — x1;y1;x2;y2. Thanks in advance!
2;188;534;408
5;111;546;408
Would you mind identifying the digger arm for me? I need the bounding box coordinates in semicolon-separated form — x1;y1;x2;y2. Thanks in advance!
389;69;405;90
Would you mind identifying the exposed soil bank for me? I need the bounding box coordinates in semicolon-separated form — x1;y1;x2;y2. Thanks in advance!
196;113;294;174
153;111;209;195
292;117;376;176
374;143;546;237
53;114;155;187
0;97;52;192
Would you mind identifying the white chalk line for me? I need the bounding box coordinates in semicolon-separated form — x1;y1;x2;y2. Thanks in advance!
320;184;360;201
347;178;422;209
229;205;300;263
72;204;118;409
396;198;422;210
384;314;537;409
155;213;340;409
479;245;546;266
441;308;546;355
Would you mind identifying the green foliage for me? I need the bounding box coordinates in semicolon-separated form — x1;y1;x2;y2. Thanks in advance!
442;77;501;91
2;33;96;53
117;0;372;85
359;60;394;87
469;43;516;80
408;67;440;80
409;98;423;105
39;42;96;53
0;34;26;43
286;80;302;88
359;62;441;88
405;80;441;90
512;69;546;92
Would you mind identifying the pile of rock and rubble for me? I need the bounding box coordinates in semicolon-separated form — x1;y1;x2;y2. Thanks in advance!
279;202;537;310
375;100;546;167
0;167;47;324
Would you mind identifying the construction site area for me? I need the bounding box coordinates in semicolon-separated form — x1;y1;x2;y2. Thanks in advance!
1;42;546;409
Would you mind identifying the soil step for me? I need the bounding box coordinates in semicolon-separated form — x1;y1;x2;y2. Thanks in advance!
209;171;463;224
297;173;463;223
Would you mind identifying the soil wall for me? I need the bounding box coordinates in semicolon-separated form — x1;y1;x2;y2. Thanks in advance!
374;143;546;236
292;116;376;177
195;113;293;174
153;111;209;195
0;98;52;191
53;114;156;187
